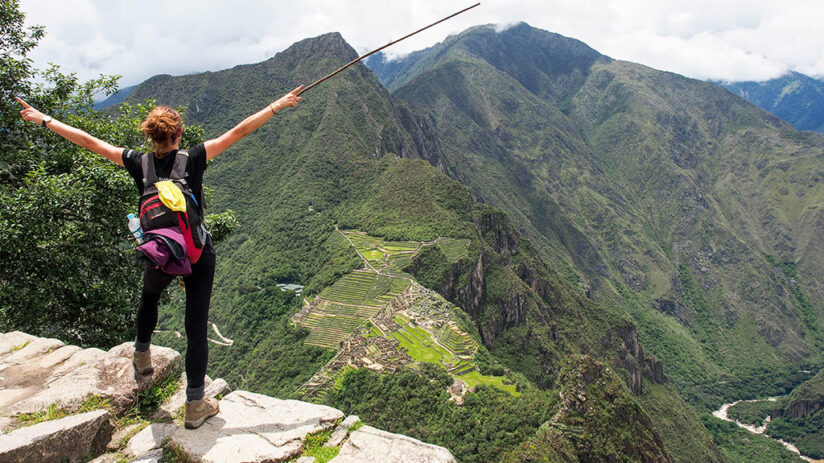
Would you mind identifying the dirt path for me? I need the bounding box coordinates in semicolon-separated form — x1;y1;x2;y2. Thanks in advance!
210;322;234;345
338;228;378;273
154;321;234;347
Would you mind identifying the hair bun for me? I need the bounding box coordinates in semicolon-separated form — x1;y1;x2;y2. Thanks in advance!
140;106;182;153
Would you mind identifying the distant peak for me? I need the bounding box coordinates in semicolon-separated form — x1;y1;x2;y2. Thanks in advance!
276;31;359;63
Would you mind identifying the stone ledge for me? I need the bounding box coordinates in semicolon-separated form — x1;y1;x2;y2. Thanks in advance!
0;409;114;463
330;425;457;463
170;390;344;463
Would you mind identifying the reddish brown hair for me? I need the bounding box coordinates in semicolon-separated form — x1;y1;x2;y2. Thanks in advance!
140;106;182;152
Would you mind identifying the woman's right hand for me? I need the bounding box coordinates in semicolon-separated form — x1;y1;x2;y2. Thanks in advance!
16;97;47;124
270;85;303;113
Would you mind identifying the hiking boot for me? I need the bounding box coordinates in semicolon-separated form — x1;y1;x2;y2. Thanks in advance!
132;348;153;376
184;397;220;429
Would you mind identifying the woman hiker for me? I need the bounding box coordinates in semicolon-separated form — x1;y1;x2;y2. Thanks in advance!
16;86;301;428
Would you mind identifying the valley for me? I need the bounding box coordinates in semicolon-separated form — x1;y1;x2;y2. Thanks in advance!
33;19;824;463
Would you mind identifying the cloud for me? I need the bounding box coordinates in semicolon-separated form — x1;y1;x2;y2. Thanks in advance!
18;0;824;87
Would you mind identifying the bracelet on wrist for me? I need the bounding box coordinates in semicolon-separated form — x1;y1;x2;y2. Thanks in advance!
270;103;277;115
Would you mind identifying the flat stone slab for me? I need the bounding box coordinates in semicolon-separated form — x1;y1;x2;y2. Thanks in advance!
329;425;456;463
0;332;181;416
325;415;360;447
126;422;177;457
0;409;114;463
153;375;230;421
132;448;164;463
170;390;344;463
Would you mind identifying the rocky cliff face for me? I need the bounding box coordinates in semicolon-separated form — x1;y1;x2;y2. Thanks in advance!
780;368;824;419
501;355;674;463
0;331;457;463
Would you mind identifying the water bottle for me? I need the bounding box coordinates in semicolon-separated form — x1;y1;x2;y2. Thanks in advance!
127;213;144;244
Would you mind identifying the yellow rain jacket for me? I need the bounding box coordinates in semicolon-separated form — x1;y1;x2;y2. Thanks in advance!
155;181;187;213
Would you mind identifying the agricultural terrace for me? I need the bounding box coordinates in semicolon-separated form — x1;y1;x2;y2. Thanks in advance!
341;230;419;274
391;313;518;396
432;237;471;262
302;272;410;348
300;231;513;396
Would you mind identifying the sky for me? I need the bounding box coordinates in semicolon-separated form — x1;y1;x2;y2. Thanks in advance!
18;0;824;89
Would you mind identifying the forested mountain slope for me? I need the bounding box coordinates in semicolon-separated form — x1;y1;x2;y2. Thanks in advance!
120;31;723;461
370;23;824;412
719;72;824;133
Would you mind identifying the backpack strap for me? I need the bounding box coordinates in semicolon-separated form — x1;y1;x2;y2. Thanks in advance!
171;150;189;184
140;149;190;187
140;152;157;186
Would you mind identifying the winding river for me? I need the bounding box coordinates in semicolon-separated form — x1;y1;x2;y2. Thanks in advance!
713;399;821;462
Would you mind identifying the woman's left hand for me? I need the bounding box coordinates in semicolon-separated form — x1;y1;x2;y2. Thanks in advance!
16;97;47;124
270;85;303;113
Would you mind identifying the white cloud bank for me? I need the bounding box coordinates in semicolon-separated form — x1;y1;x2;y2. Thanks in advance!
19;0;824;88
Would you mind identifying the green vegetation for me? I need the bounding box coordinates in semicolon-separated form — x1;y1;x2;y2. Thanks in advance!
702;415;805;462
298;428;340;463
301;266;410;348
501;355;674;462
727;399;779;427
390;312;517;395
768;415;824;459
459;370;518;395
318;272;409;308
10;341;29;352
639;382;725;463
765;255;820;337
14;373;174;432
0;1;147;346
155;286;333;398
375;22;824;458
766;369;824;459
0;1;239;347
327;365;557;463
15;4;824;458
432;237;470;262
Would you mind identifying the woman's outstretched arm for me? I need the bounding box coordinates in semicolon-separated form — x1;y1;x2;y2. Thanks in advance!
203;85;302;161
16;97;125;166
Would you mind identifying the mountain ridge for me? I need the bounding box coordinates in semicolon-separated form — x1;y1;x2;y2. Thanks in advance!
719;71;824;133
115;29;718;461
110;25;824;461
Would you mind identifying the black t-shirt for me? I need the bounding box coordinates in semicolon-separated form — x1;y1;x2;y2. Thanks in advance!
122;143;208;209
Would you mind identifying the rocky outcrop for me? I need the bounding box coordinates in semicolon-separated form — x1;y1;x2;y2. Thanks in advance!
325;415;361;448
125;423;177;459
0;331;181;417
507;355;674;463
458;253;485;320
0;331;456;463
474;209;521;263
170;391;344;463
0;409;114;463
785;399;822;419
331;425;457;463
603;325;666;394
780;368;824;419
152;375;230;421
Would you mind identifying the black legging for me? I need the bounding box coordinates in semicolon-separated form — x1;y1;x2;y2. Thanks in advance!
135;243;215;394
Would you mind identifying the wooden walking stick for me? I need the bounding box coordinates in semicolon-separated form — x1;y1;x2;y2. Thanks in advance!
297;2;481;96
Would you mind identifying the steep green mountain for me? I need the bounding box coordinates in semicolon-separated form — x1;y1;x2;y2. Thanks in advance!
769;368;824;458
118;31;715;461
371;22;824;406
501;355;672;463
719;72;824;133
